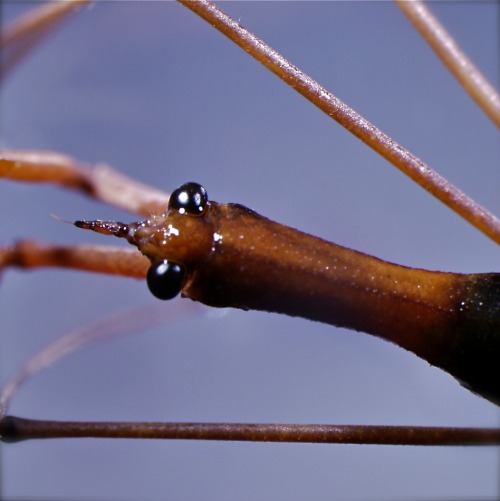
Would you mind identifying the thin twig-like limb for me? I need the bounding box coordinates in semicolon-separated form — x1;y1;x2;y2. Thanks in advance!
1;0;89;46
0;240;148;278
1;0;91;82
178;0;500;245
0;151;169;216
397;0;500;128
2;417;499;446
0;300;201;418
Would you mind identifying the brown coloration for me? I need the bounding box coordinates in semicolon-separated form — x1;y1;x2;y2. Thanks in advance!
178;0;500;245
2;416;499;446
79;190;500;405
0;151;169;216
126;210;215;272
0;0;498;460
1;0;90;81
0;240;148;279
187;204;500;405
396;1;500;128
74;220;130;239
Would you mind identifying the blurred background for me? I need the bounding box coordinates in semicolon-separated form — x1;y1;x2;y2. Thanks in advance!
1;2;499;500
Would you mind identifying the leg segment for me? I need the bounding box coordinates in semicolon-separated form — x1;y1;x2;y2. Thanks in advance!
0;240;148;279
0;150;169;216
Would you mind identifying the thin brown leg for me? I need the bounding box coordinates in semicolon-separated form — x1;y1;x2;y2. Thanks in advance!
2;417;500;446
397;0;500;127
178;0;500;244
0;150;169;216
0;240;148;279
1;0;91;82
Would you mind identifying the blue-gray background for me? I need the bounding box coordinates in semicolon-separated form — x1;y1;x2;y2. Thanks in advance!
1;2;499;500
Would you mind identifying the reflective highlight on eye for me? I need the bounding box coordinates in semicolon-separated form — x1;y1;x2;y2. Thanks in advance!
146;260;185;300
168;182;208;215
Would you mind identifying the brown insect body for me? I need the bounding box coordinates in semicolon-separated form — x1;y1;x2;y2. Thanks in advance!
86;188;499;405
2;2;499;499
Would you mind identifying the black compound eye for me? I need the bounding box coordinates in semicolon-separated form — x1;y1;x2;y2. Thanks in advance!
147;260;185;300
168;182;208;215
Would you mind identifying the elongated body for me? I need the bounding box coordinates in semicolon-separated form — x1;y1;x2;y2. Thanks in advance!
77;183;500;405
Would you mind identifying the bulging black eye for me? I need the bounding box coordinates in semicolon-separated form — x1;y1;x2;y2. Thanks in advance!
168;182;208;215
147;260;185;300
